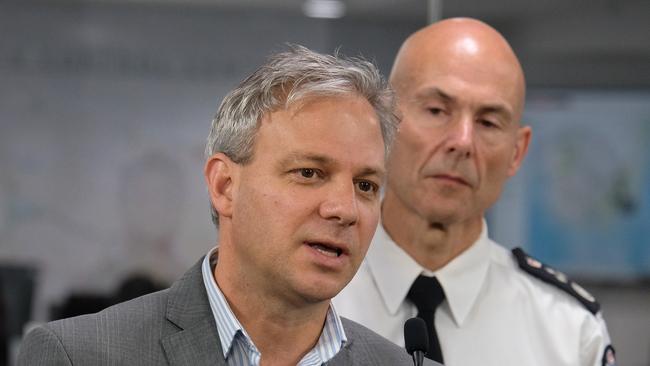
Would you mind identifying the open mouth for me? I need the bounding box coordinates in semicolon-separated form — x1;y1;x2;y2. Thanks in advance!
307;242;343;258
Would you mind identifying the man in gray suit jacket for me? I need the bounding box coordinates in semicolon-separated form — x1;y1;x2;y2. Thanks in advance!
18;46;440;366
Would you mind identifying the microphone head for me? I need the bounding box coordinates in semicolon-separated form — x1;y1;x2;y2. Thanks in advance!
404;317;429;355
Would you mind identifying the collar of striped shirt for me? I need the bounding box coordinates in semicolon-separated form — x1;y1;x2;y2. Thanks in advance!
201;247;348;366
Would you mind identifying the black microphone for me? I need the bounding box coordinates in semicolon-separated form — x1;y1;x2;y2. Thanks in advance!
404;317;429;366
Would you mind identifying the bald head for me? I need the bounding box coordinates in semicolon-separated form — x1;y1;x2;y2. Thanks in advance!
391;18;526;121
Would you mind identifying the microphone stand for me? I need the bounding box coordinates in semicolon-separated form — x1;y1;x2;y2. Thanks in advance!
412;349;425;366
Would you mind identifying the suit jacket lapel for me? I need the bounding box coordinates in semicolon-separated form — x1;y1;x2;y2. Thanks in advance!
161;259;226;366
327;339;354;365
162;319;225;366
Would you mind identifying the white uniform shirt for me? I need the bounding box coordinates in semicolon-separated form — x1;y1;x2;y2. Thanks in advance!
334;221;614;366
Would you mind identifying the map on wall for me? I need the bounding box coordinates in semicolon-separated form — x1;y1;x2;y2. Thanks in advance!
522;90;650;280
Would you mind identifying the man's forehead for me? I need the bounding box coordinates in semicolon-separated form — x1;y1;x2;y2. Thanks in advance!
398;45;516;84
254;94;387;173
391;19;525;98
394;49;524;120
402;19;515;61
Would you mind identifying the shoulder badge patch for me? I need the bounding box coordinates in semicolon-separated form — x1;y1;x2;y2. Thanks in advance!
602;345;616;366
512;247;600;315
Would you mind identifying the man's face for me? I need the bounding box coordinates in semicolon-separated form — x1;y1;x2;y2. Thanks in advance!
387;43;530;224
230;95;385;304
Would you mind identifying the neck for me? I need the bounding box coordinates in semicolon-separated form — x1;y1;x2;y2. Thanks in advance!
214;239;330;365
381;194;483;271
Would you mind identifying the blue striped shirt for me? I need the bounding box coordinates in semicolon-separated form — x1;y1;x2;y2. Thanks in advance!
201;248;348;366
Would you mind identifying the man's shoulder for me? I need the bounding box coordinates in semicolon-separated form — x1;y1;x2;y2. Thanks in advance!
56;287;171;330
494;245;601;315
18;289;173;365
490;243;615;363
338;317;441;366
491;243;611;329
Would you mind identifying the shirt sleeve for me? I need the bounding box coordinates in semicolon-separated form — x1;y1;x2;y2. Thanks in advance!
580;312;615;366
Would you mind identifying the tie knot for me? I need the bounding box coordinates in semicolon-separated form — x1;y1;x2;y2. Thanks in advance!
407;275;445;314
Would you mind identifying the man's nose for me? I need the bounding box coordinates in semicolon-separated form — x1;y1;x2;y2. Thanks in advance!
319;180;359;227
445;114;474;159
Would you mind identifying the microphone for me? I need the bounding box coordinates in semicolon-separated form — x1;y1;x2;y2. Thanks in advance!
404;317;429;366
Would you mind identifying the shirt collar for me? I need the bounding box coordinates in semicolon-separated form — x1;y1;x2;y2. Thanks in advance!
202;248;247;359
366;220;491;327
434;223;491;326
366;223;425;316
311;304;348;364
201;247;348;364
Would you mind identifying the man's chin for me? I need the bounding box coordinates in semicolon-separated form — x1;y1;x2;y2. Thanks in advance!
422;206;469;226
296;279;347;304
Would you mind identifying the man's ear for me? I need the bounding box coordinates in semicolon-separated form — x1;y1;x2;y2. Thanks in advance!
507;125;532;177
204;152;238;220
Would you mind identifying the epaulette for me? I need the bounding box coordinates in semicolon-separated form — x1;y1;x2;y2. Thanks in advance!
512;247;600;315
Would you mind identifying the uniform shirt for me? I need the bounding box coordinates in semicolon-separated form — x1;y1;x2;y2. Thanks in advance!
333;221;614;366
202;248;347;366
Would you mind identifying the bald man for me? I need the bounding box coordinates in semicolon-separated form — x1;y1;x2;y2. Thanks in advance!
334;18;615;366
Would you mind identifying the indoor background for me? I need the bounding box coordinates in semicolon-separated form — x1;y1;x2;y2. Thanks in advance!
0;0;649;365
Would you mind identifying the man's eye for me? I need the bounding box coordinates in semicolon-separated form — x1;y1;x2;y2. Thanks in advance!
356;180;377;193
428;107;444;115
300;168;316;178
479;119;498;128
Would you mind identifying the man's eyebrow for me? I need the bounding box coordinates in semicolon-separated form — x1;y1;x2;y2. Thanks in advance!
278;152;333;167
414;87;454;104
481;105;513;121
357;166;386;181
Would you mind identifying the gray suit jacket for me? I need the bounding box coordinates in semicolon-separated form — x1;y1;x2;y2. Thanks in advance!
17;259;440;365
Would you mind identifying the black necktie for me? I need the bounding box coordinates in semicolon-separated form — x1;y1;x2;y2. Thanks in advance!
407;275;446;363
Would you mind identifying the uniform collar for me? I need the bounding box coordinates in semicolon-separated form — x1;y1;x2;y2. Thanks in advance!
366;223;423;316
434;223;490;326
366;220;491;327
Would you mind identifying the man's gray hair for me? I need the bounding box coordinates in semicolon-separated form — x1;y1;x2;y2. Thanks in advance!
205;44;398;226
